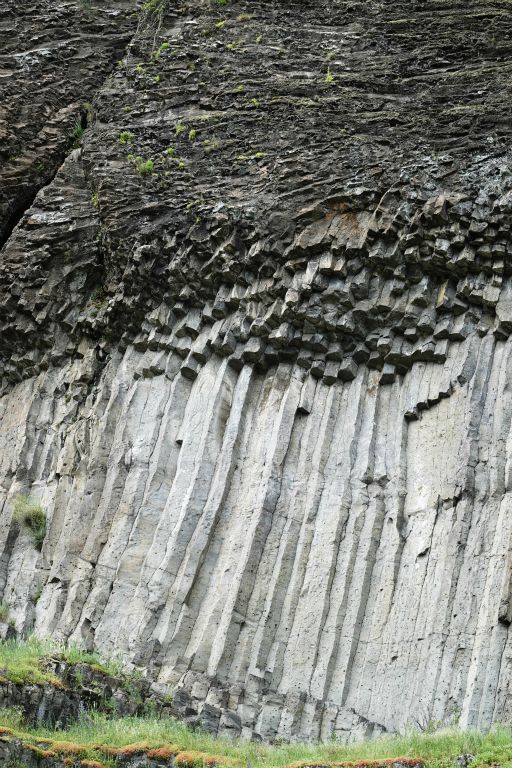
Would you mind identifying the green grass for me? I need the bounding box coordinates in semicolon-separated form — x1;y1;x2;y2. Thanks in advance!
2;641;512;767
119;130;135;145
0;706;24;730
12;496;47;550
127;154;154;175
0;636;106;686
0;600;9;622
2;708;512;768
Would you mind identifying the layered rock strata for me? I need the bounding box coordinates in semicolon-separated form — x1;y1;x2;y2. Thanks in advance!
2;0;512;744
0;0;136;245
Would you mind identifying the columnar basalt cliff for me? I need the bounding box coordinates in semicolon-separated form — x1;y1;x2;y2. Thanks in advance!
2;0;512;744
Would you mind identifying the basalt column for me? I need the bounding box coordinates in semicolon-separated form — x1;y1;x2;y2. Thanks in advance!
1;0;512;744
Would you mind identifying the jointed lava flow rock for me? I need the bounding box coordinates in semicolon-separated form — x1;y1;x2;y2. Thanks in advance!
1;0;512;744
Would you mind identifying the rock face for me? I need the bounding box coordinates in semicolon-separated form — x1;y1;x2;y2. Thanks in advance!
2;0;512;744
0;659;158;726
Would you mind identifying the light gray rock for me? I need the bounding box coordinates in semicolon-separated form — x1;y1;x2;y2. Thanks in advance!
3;0;512;746
0;335;510;740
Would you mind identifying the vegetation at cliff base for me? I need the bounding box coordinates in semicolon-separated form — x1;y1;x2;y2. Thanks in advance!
0;636;106;686
3;706;512;768
2;639;512;767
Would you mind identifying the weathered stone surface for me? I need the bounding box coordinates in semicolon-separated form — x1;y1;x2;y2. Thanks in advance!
0;0;136;245
0;659;162;726
2;0;512;745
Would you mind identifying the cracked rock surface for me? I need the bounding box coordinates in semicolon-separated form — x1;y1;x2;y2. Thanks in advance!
2;0;512;744
0;0;136;245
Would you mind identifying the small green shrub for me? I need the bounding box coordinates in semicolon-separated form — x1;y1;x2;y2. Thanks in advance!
188;128;197;140
12;496;47;551
142;0;166;16
119;131;135;145
325;67;335;84
71;121;84;147
127;155;155;175
153;41;170;59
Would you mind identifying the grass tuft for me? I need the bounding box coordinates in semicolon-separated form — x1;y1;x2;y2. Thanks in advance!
0;600;9;622
0;636;62;686
12;496;46;551
0;707;23;730
0;636;110;687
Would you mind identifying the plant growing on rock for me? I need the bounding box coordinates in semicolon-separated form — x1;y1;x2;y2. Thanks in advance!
119;131;135;145
127;155;155;175
12;496;47;551
142;0;166;14
325;66;335;84
153;41;170;59
89;286;106;308
32;587;43;605
71;119;84;147
0;600;9;622
0;706;24;730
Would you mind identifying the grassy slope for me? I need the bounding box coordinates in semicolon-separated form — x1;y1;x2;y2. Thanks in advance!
1;640;512;768
2;712;512;768
0;636;119;685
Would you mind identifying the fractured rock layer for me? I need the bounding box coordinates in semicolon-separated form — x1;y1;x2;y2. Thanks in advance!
0;0;136;244
2;0;512;744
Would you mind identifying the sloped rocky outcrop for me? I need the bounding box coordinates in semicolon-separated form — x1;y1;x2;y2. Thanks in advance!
2;0;512;745
0;658;160;727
